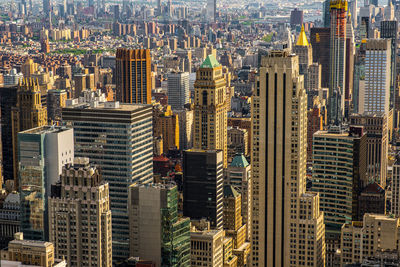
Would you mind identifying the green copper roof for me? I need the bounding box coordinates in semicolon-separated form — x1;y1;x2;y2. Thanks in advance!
230;154;249;168
200;54;221;68
224;185;240;198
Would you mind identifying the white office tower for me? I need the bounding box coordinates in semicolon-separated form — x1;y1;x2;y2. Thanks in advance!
167;72;190;110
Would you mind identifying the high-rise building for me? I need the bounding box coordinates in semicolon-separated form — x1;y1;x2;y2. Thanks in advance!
349;0;357;27
0;85;18;185
183;149;224;229
312;126;366;264
310;27;330;88
349;113;388;187
223;185;251;266
48;158;112;267
18;126;74;241
43;0;51;18
345;13;355;117
193;55;228;167
323;0;331;27
252;50;325;266
290;8;303;27
175;106;194;150
21;58;38;79
190;226;224;266
128;183;190;267
116;48;152;104
329;0;348;124
307;104;323;163
363;39;391;114
293;25;312;75
341;214;400;265
358;182;386;220
391;156;400;216
47;89;67;123
167;72;189;110
153;105;180;151
206;0;216;22
62;101;153;262
225;154;252;241
11;78;48;189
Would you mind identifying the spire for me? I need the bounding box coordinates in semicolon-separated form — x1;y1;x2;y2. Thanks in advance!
296;25;309;46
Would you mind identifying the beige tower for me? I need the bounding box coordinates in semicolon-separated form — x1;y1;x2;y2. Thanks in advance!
48;158;112;267
21;58;38;79
193;55;228;167
251;51;325;266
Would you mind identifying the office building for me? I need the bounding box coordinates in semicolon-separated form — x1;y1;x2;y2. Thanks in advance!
21;58;38;79
353;43;366;114
290;8;303;27
341;214;400;265
193;55;228;167
116;48;152;104
0;85;18;185
323;0;330;27
43;0;51;18
223;185;251;266
225;154;252;241
310;27;330;88
358;182;386;220
391;156;400;216
167;72;190;110
312;126;366;263
363;39;391;114
349;113;388;187
4;233;63;267
128;183;190;267
305;63;322;91
0;192;20;249
380;20;397;109
19;126;74;241
349;0;357;27
153;105;180;151
11;78;48;189
47;89;67;123
227;127;248;159
345;14;354;117
190;227;224;266
206;0;216;22
252;51;325;266
48;158;112;267
329;0;348;123
175;107;194;150
62;101;153;261
183;150;224;229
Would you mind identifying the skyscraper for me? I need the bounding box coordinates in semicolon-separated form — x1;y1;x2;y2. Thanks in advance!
48;158;112;267
12;78;48;190
193;55;228;167
363;39;391;114
345;13;355;117
128;183;190;266
167;72;190;110
251;50;325;266
310;27;330;88
183;149;224;229
62;101;153;262
293;25;312;75
43;0;51;18
116;48;152;104
381;20;398;109
19;126;74;241
329;0;348;124
207;0;216;22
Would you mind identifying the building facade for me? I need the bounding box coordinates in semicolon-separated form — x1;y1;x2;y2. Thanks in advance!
128;183;190;267
251;51;325;266
116;48;152;104
183;149;224;229
193;55;228;167
62;101;153;261
18;126;74;241
48;158;112;267
167;72;190;110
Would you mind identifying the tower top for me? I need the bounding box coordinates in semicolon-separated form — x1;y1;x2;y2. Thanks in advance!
330;0;348;11
200;54;221;68
296;25;310;46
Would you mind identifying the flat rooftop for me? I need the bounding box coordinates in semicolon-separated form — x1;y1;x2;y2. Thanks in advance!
65;101;150;112
20;126;72;135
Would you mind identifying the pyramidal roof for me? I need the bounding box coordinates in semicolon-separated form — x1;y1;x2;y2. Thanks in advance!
296;25;310;47
230;154;249;168
200;54;221;68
